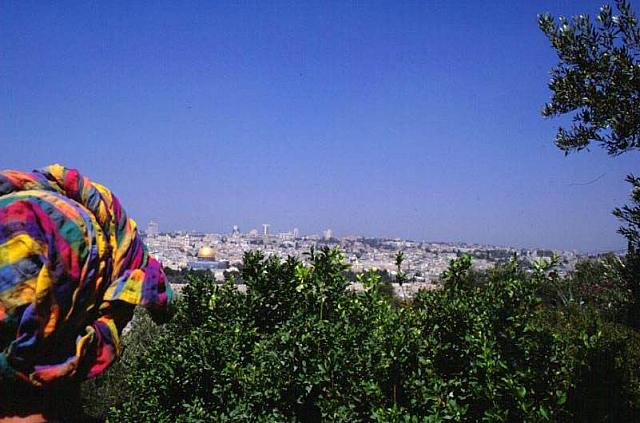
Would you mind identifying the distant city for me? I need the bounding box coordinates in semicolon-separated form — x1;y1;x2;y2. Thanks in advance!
143;219;591;292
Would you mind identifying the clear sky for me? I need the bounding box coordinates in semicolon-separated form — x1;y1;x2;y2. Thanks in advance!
1;0;638;252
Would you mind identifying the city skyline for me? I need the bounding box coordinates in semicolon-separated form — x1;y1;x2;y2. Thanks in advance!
144;218;613;255
142;220;581;288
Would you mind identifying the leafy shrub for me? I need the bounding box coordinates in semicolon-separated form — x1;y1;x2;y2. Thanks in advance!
81;307;167;420
95;249;640;422
538;256;632;322
536;304;640;422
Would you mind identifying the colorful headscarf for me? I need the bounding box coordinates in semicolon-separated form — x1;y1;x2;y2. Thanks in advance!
0;164;172;387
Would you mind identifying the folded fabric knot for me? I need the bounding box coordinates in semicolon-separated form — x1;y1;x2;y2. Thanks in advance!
0;164;172;387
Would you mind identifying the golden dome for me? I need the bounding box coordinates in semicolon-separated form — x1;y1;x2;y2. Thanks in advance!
197;246;216;260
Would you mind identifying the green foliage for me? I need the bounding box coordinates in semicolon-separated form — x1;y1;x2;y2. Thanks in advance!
539;0;640;155
609;173;640;332
92;248;640;422
164;267;218;286
538;306;640;422
539;255;632;321
614;174;640;251
539;0;640;334
81;308;166;420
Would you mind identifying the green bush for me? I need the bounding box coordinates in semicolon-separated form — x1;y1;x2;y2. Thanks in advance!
94;249;640;422
81;307;167;420
538;256;632;322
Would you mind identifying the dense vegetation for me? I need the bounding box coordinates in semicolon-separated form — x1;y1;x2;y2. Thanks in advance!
82;247;640;422
539;0;640;331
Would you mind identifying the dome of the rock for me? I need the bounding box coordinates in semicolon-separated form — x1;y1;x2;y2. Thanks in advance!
197;246;216;261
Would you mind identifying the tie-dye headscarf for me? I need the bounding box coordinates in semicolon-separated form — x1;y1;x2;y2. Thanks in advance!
0;164;172;387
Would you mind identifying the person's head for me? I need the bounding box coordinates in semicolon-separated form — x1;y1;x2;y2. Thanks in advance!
0;165;172;419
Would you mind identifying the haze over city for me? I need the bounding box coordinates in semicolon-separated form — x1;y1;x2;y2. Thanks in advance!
2;1;637;252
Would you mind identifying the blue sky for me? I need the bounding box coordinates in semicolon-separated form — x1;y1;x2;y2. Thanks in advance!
1;0;638;251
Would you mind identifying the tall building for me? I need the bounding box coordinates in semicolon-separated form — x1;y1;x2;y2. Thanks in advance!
147;219;159;237
232;225;240;236
293;227;300;239
262;224;270;237
323;228;333;241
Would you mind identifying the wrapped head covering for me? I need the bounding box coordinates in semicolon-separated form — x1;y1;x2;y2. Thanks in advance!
0;164;172;387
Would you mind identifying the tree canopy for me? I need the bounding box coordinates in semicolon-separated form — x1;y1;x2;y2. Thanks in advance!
539;0;640;155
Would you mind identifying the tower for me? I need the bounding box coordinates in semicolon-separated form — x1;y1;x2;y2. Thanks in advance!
147;219;159;237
